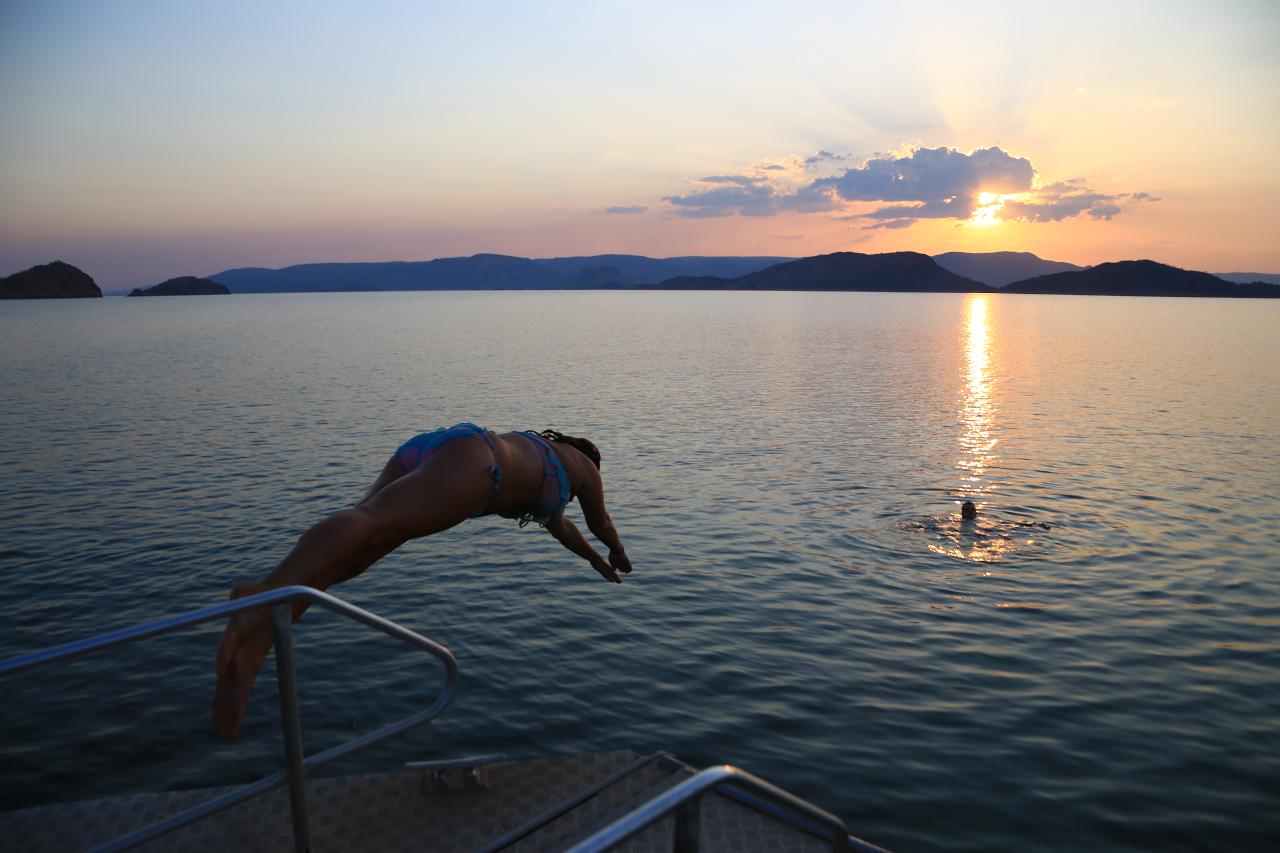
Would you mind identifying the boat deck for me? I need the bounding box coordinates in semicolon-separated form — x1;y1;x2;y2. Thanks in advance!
1;749;836;852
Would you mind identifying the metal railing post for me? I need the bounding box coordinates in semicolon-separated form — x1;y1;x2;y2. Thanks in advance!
1;586;457;852
566;765;875;853
270;603;312;853
673;797;701;853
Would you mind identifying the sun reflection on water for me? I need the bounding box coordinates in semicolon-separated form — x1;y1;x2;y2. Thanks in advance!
926;294;1012;562
960;295;997;490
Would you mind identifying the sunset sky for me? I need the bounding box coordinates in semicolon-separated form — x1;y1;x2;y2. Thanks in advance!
2;0;1277;287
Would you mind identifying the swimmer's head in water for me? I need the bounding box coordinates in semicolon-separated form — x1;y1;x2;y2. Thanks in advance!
539;430;601;469
961;500;977;520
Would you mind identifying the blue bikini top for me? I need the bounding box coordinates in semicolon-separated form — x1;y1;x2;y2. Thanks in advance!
502;431;572;527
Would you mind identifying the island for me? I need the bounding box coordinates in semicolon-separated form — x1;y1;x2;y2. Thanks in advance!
649;251;987;292
0;261;102;299
1002;260;1280;298
127;276;231;297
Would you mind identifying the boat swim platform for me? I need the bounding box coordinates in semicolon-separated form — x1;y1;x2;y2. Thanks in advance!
0;749;853;852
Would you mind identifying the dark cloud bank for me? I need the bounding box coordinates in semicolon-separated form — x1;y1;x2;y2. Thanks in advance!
652;146;1157;228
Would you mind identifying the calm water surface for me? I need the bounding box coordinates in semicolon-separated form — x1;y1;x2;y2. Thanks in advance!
1;291;1277;851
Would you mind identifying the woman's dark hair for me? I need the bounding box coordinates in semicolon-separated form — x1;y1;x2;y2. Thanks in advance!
539;430;601;469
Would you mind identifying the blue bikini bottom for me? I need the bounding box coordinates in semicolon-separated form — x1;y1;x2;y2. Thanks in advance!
394;423;502;517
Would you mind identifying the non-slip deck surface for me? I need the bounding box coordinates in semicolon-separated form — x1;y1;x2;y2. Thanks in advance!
0;750;830;852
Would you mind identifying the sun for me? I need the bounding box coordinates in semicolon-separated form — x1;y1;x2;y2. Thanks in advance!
970;191;1005;227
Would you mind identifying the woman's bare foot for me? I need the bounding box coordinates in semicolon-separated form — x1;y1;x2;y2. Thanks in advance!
211;581;276;739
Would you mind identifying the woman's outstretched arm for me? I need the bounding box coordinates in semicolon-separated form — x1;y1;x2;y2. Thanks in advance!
545;514;621;583
575;467;632;575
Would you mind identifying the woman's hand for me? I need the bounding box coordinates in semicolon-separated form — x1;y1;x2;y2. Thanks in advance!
546;516;623;583
609;548;632;575
592;557;622;584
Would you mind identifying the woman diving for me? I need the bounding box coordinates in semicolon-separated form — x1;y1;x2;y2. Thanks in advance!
211;424;631;739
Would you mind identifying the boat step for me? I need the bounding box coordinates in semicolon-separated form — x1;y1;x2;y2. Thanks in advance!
525;768;692;852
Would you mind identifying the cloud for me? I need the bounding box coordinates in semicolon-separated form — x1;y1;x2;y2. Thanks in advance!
664;182;781;217
861;196;976;221
821;149;1156;227
779;183;840;213
804;150;853;167
698;175;764;185
815;146;1033;208
996;181;1159;223
605;205;648;214
661;168;839;218
643;145;1156;227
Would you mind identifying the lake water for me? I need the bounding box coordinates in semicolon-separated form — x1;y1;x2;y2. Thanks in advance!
1;291;1277;851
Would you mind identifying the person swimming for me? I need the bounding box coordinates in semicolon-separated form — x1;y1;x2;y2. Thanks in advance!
961;500;978;520
211;424;630;739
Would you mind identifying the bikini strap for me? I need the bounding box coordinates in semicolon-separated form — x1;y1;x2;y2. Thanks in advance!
458;422;496;450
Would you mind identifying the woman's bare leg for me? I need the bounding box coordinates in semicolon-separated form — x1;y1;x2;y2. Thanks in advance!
212;440;496;739
359;455;405;506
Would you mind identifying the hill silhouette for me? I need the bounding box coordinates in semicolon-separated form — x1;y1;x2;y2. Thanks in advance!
1004;260;1280;297
128;276;230;297
211;254;565;294
535;254;791;287
653;251;986;292
933;251;1081;287
0;261;101;299
1215;271;1280;286
210;254;790;293
203;251;1280;296
15;253;1272;298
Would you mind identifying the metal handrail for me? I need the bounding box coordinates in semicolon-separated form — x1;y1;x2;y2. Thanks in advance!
565;764;871;853
1;585;458;853
477;751;676;853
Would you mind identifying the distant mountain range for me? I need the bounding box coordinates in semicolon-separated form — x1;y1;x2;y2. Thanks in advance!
1216;271;1280;286
534;254;794;287
4;252;1279;300
203;250;1085;293
208;253;791;294
205;251;1278;296
932;251;1082;286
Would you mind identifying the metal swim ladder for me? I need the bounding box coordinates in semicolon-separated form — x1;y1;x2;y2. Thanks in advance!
569;763;865;852
480;750;887;853
0;585;458;852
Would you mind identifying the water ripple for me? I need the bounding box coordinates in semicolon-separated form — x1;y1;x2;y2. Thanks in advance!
1;292;1277;851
